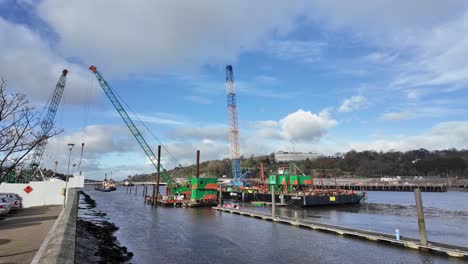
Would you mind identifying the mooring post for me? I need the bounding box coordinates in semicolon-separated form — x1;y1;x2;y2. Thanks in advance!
218;184;222;208
271;185;276;218
414;188;428;246
152;184;156;206
135;185;138;196
155;145;161;205
196;150;200;178
130;185;132;194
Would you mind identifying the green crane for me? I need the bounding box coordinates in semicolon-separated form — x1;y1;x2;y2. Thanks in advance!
5;70;69;183
89;65;178;194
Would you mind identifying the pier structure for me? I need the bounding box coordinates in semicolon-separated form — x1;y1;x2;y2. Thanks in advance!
212;207;468;259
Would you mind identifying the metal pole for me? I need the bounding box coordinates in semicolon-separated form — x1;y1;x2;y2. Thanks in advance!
271;185;276;218
414;188;428;245
64;144;74;207
155;145;161;204
152;184;156;206
218;184;222;207
196;150;200;178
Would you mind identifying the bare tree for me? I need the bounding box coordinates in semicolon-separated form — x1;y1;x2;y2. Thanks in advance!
0;78;60;182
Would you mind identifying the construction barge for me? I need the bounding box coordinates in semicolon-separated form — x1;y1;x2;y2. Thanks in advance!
223;166;366;207
223;189;364;207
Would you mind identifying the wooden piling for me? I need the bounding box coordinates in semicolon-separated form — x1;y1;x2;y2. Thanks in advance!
155;145;161;204
414;188;428;246
271;185;276;218
152;184;156;206
196;150;200;178
130;185;132;194
135;185;138;196
218;185;222;207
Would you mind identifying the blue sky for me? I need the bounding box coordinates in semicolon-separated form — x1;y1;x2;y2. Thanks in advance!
1;0;468;180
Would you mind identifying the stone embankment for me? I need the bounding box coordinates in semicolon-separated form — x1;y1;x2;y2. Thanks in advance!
32;189;132;263
76;191;133;264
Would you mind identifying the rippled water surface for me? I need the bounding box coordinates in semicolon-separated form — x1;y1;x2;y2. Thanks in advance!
85;187;468;264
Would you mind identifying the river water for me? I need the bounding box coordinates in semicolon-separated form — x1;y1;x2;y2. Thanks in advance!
84;187;468;264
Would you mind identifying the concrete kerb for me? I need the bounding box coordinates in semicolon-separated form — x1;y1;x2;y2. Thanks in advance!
32;188;80;264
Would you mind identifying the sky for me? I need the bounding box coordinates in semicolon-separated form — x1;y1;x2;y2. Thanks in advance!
1;0;468;180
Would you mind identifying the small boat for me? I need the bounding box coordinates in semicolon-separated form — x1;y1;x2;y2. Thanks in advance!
95;173;117;192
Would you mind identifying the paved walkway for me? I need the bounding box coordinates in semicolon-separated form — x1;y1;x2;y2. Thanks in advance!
0;205;62;264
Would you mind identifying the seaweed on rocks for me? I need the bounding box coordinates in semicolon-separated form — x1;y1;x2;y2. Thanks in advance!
76;191;133;264
80;190;96;208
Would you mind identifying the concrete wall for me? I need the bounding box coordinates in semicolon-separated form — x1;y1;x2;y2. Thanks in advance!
33;188;79;264
0;175;84;208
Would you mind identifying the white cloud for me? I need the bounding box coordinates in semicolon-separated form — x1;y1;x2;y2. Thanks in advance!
184;95;211;105
349;121;468;152
338;95;367;112
307;0;466;46
392;13;468;89
37;0;310;75
267;40;325;62
127;112;184;126
381;111;414;121
167;126;228;141
279;109;337;142
363;52;398;64
163;140;228;167
40;124;141;178
0;18;98;105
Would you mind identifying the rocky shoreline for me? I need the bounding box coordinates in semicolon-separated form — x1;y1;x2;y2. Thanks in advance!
76;191;133;264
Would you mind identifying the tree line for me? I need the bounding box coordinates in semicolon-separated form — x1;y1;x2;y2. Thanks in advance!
128;148;468;181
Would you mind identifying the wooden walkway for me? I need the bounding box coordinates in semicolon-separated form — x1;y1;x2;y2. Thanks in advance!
213;207;468;259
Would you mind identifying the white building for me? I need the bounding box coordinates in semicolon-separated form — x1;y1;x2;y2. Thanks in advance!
274;151;319;163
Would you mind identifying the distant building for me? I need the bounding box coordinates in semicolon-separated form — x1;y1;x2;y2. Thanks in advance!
274;151;319;163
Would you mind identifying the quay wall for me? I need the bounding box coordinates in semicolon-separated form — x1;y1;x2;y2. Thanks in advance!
32;188;80;264
0;176;84;207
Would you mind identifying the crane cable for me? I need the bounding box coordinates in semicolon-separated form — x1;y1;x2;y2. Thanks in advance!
76;72;93;174
108;83;182;168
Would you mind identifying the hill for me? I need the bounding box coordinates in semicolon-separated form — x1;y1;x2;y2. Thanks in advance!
128;148;468;182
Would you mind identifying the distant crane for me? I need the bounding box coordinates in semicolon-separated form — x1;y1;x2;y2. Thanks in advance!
89;65;179;194
27;69;68;180
225;65;249;186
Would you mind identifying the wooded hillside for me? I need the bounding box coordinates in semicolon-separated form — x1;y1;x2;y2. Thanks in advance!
128;148;468;181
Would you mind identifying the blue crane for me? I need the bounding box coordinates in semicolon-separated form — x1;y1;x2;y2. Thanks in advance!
225;65;249;186
89;65;178;193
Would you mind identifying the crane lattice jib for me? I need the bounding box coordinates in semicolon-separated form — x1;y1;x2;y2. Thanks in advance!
29;69;68;171
89;66;176;189
225;65;242;182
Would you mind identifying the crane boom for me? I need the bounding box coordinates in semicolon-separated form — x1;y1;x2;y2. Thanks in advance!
89;66;177;190
29;69;68;175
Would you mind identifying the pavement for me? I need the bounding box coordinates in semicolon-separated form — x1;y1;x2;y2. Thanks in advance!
0;205;62;264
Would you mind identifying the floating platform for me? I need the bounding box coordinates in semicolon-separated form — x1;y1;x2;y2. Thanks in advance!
319;184;447;192
250;201;287;207
212;207;468;259
223;190;365;207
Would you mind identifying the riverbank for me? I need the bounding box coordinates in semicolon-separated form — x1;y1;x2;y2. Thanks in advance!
76;191;133;263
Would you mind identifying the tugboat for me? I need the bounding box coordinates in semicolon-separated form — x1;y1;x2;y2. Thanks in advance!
95;173;117;192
